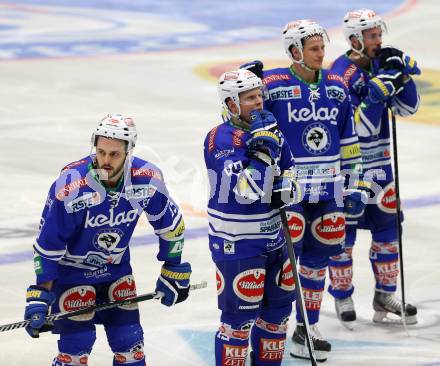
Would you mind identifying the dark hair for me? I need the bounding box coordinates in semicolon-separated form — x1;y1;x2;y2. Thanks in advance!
95;135;128;151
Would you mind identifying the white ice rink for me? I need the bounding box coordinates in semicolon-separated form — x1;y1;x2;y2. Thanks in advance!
0;0;439;365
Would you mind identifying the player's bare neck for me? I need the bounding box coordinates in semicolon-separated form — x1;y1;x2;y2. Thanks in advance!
106;178;119;188
231;116;250;130
292;64;318;84
348;51;370;70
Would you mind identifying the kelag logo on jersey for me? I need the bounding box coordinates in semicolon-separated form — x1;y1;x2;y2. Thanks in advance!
84;208;139;228
302;123;331;155
93;228;123;254
287;102;339;123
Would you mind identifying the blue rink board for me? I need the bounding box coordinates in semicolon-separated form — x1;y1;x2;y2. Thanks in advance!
0;0;405;59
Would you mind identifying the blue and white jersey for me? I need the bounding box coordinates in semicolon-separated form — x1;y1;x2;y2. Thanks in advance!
330;53;420;182
204;120;295;261
263;67;362;201
33;156;185;285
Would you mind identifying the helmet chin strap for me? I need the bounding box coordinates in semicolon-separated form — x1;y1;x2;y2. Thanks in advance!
291;49;316;73
351;37;371;60
122;151;133;187
224;101;242;121
299;61;315;73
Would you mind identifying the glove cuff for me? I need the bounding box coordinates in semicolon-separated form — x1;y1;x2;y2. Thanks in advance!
252;130;280;144
370;77;391;98
160;262;191;281
26;285;55;305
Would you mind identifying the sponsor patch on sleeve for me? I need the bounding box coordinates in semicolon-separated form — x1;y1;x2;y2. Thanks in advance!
168;240;184;258
340;143;361;159
33;254;43;275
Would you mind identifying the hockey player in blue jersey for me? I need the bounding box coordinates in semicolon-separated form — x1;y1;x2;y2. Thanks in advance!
204;68;301;366
24;114;191;366
327;9;420;328
241;19;365;361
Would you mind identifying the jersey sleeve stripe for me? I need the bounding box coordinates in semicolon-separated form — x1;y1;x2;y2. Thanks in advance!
33;242;66;259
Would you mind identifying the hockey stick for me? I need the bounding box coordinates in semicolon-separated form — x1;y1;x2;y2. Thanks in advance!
390;109;408;332
280;208;317;366
0;281;207;333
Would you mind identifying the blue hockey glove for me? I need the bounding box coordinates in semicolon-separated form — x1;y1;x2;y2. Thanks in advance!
247;110;281;166
24;285;55;338
368;69;404;103
240;60;264;79
375;47;421;75
250;109;278;132
271;174;302;209
344;189;369;218
155;262;191;307
401;54;421;75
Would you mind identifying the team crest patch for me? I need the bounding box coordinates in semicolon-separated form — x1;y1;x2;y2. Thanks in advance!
302;122;331;155
223;240;235;254
93;229;123;254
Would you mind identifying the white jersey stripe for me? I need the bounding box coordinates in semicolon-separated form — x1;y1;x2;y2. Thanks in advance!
34;242;66;259
207;207;279;221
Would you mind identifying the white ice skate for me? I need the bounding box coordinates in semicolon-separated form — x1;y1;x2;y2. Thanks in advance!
335;296;356;330
290;323;331;362
373;291;418;324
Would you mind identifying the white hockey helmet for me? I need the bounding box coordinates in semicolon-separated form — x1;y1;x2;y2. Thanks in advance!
343;9;387;54
91;114;137;151
282;19;329;64
218;69;263;117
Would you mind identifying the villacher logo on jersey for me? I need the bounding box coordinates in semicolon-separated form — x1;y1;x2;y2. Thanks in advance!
286;211;305;242
233;269;266;303
109;275;138;310
216;267;225;296
276;260;295;291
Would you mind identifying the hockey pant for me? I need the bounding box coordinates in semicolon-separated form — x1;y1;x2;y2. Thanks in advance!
51;275;146;366
214;246;295;366
286;201;344;325
329;182;401;299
